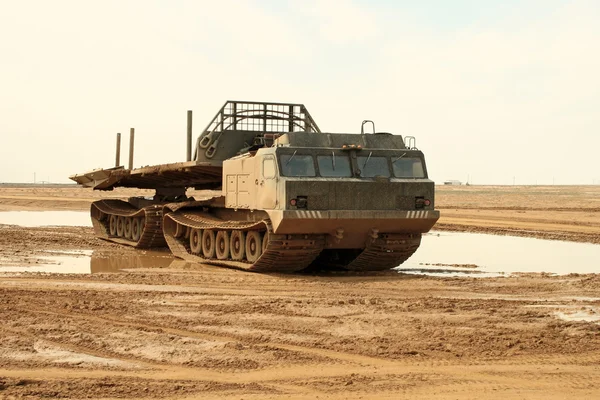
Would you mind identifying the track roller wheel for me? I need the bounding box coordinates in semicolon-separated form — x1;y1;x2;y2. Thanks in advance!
109;215;118;236
216;231;230;260
174;222;186;238
262;231;269;254
124;217;133;239
230;231;245;261
190;228;202;254
131;217;142;242
245;231;263;263
202;230;216;258
116;216;125;237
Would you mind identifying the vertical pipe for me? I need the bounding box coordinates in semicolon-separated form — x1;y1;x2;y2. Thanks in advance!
128;128;135;170
186;110;192;162
232;102;237;130
115;133;121;167
262;103;267;132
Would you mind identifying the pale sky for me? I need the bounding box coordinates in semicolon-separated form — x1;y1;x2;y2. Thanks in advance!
1;0;599;185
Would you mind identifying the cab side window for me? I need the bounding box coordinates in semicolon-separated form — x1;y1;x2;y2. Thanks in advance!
263;157;276;179
392;157;425;178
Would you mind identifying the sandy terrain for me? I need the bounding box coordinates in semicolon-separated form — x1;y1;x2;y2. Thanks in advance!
435;185;600;244
0;184;599;399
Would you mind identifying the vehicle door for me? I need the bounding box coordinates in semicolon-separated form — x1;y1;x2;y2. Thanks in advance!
256;155;278;209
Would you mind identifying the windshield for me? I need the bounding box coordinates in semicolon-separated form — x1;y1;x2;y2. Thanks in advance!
280;154;316;177
392;157;425;178
357;156;390;178
278;151;425;179
317;154;352;177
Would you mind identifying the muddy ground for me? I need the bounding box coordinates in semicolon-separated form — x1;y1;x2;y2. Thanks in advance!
0;185;599;399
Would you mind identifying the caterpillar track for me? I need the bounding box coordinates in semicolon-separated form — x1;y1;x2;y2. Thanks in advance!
309;233;422;272
162;201;326;273
345;233;422;271
92;197;426;272
160;200;423;273
90;200;166;248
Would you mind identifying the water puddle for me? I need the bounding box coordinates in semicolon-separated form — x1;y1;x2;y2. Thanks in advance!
397;231;600;277
0;251;93;274
525;304;600;325
0;250;174;274
555;310;600;323
1;230;599;277
90;251;174;273
0;211;91;227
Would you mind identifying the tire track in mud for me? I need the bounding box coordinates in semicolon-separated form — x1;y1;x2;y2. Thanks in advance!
5;300;375;386
0;325;154;370
12;304;600;386
0;274;451;310
408;351;600;369
8;304;488;388
17;305;398;368
5;279;600;371
1;364;595;400
1;312;326;396
4;299;600;397
0;277;354;298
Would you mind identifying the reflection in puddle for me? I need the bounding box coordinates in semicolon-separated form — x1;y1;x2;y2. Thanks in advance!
0;250;175;274
397;268;491;277
0;211;91;227
398;231;600;277
0;251;92;274
90;251;174;273
1;231;599;277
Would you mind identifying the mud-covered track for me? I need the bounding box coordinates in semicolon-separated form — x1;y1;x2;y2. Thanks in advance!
91;199;166;248
346;233;422;271
163;208;325;272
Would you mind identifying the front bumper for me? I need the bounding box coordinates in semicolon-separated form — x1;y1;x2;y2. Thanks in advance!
268;209;440;235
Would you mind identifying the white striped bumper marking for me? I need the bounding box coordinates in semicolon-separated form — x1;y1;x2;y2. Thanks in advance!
295;210;322;218
407;210;429;219
293;210;430;219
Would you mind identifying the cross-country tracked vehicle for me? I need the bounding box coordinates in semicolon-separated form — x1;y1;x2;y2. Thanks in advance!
71;101;439;272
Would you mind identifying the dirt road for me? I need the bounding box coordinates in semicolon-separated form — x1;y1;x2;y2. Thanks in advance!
1;185;599;399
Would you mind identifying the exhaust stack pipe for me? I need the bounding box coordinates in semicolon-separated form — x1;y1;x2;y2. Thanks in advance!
187;110;193;162
128;128;135;170
115;132;121;167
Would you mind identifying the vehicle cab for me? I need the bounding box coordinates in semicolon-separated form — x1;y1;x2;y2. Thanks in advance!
223;131;439;247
